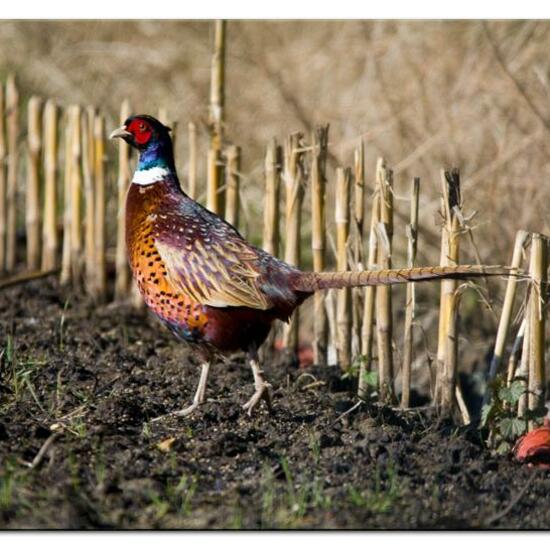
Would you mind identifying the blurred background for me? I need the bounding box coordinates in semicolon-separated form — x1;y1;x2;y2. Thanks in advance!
2;19;549;393
2;20;550;258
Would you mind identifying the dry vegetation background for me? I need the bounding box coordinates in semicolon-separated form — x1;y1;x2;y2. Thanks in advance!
2;19;550;377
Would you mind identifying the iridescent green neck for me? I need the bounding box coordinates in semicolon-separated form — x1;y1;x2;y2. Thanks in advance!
137;139;176;172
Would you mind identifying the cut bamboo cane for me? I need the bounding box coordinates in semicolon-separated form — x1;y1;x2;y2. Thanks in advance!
260;139;282;360
209;20;226;153
282;132;305;352
358;170;381;399
455;384;471;425
187;122;197;199
93;114;106;301
41;100;58;271
157;107;168;125
69;105;82;283
5;75;19;271
81;108;95;293
85;107;95;184
507;318;526;387
375;162;394;403
115;99;131;300
224;145;240;227
441;281;460;414
336;167;352;369
0;84;5;272
487;230;529;391
262;139;281;257
25;96;42;271
527;233;547;423
206;20;226;215
439;169;462;415
60;110;73;285
351;139;365;361
311;126;329;366
206;147;222;214
517;308;531;418
401;177;420;408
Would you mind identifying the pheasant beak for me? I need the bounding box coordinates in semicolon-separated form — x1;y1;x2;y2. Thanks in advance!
109;126;132;140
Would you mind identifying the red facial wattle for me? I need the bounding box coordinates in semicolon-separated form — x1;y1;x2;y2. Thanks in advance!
127;119;153;145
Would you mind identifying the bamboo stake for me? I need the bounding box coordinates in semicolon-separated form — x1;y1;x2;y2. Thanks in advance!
351;139;365;360
507;318;526;387
336;167;352;369
93;114;106;301
282;132;305;352
187;122;197;199
41;100;58;271
115;99;131;300
60;110;73;285
263;139;281;257
25;96;42;271
311;126;329;366
206;148;222;214
81;108;95;293
527;233;547;422
69;105;82;283
207;20;226;215
439;169;462;415
375;162;394;403
260;139;282;360
487;230;529;389
401;177;420;408
517;309;531;418
209;20;226;153
5;75;19;271
358;163;382;399
157;107;168;125
224;145;240;227
0;84;5;272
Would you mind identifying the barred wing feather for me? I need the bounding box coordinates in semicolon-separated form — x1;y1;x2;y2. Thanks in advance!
156;238;272;310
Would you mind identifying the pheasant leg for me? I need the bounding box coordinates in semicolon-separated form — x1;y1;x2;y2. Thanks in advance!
151;362;210;422
242;357;272;415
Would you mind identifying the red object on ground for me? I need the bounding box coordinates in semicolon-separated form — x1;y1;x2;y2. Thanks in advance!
274;339;314;368
513;418;550;468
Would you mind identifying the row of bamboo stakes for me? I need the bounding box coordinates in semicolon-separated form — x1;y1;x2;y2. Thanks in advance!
0;72;547;422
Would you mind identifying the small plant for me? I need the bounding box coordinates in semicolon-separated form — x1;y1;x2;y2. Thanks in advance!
343;355;379;399
0;461;31;516
58;298;70;351
147;474;197;521
0;468;14;511
482;377;547;453
347;462;400;514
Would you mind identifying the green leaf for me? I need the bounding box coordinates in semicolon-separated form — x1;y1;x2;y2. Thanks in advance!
498;381;525;405
498;386;513;403
496;441;511;455
508;381;525;403
498;417;526;440
362;370;378;388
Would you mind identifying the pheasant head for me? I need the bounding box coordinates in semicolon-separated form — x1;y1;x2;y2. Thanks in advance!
110;114;175;186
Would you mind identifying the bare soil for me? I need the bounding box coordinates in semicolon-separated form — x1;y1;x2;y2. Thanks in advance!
1;278;549;529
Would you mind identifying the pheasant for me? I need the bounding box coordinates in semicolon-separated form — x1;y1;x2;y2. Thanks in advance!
110;115;503;420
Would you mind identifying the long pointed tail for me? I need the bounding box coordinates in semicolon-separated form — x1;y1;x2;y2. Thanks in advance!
294;265;512;292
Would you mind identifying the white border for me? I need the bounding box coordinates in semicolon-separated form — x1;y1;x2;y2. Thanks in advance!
3;0;550;19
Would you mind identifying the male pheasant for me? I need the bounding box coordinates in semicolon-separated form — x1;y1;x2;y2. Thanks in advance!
110;115;501;420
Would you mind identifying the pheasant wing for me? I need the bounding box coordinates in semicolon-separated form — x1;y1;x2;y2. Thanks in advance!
156;237;272;310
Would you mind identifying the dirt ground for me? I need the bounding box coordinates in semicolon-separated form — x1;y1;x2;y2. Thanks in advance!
1;277;549;530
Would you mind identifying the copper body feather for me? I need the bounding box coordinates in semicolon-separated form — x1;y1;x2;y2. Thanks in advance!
126;177;310;353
